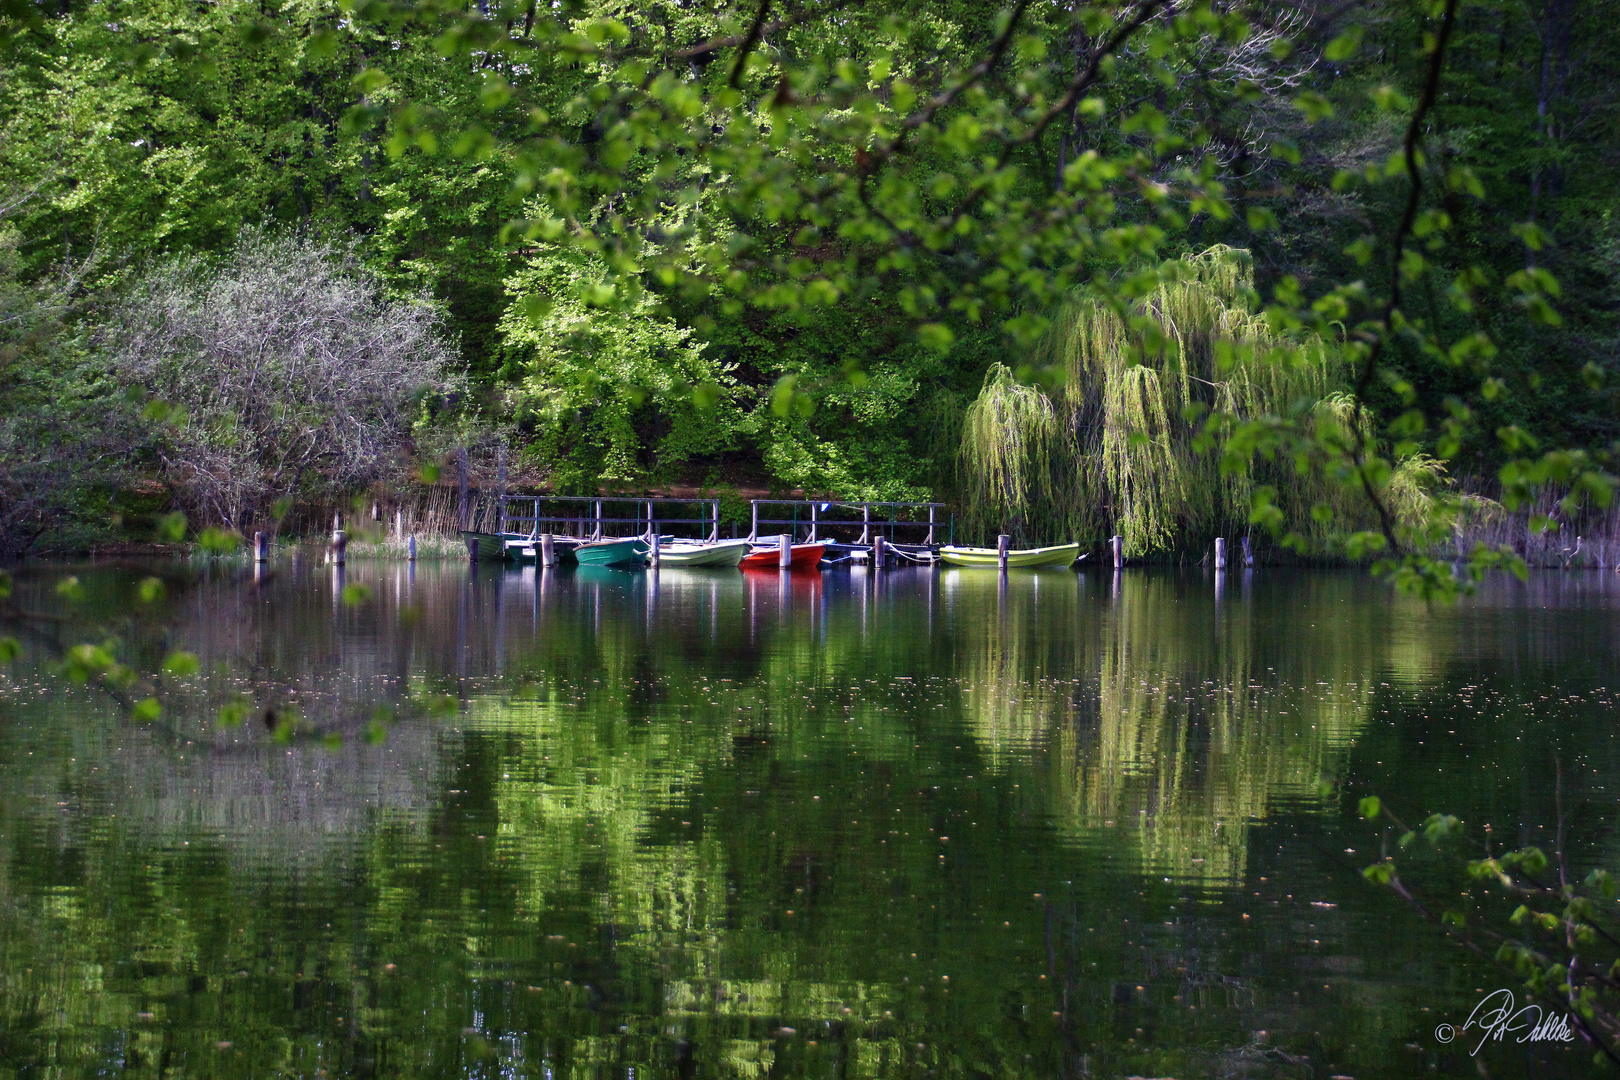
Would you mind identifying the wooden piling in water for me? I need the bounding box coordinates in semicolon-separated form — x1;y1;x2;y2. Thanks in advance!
1111;535;1123;569
255;531;269;563
997;534;1010;571
778;534;790;568
873;534;886;570
1214;536;1227;570
408;535;417;562
650;533;661;567
330;513;346;566
541;533;555;568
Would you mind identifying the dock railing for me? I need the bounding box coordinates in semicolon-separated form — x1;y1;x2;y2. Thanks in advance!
498;496;721;542
748;500;951;545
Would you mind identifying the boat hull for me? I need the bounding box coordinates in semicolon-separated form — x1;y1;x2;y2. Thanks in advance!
459;531;513;561
573;538;650;567
938;543;1081;568
655;539;751;567
739;543;826;570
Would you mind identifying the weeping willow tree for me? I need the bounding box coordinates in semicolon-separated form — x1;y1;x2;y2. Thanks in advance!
965;246;1347;551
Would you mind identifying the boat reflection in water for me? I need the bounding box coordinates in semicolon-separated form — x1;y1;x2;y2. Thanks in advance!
0;562;1612;1078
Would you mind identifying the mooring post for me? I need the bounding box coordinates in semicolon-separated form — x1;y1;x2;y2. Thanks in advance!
1111;535;1123;570
1241;535;1254;567
778;534;790;568
750;502;759;542
997;533;1010;571
710;500;720;542
593;499;603;541
1214;536;1227;570
254;531;269;563
540;532;555;568
810;502;818;544
331;513;346;566
408;535;417;562
645;500;654;541
874;534;886;570
927;504;936;545
650;532;660;568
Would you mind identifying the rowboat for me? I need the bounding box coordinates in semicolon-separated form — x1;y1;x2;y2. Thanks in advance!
654;538;752;567
938;542;1082;568
459;530;513;561
739;542;826;570
572;537;650;567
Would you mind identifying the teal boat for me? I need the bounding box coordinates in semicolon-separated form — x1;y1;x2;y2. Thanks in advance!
571;537;649;567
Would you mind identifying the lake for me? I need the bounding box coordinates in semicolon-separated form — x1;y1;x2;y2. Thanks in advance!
1;559;1615;1078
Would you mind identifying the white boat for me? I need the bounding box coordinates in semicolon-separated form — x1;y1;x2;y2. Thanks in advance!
654;538;752;567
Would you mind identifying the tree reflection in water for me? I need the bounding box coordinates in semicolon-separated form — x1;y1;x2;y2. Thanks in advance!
0;561;1608;1078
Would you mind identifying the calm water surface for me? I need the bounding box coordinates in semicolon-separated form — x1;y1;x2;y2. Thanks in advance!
2;561;1618;1079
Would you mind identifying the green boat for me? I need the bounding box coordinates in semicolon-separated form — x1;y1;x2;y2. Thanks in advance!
571;537;650;567
654;539;751;567
459;531;514;561
938;542;1082;568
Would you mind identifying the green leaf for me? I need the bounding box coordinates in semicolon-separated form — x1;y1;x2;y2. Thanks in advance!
158;512;188;543
138;577;165;604
1358;795;1381;819
1363;862;1395;885
163;651;200;677
219;698;251;727
132;697;162;722
1324;27;1363;61
341;583;373;607
917;323;955;353
55;576;85;602
198;527;240;554
0;637;19;663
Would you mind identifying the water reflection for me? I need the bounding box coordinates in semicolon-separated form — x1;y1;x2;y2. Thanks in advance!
1;563;1615;1078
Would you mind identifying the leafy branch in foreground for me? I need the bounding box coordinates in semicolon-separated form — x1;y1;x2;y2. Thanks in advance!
1359;793;1620;1066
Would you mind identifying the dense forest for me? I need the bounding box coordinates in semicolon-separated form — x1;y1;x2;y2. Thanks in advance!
0;0;1613;568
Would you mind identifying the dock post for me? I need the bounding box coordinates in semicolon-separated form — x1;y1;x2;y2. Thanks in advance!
874;534;886;570
710;500;719;543
778;534;790;568
650;532;660;567
254;531;269;563
331;513;346;566
750;502;759;542
927;504;936;545
810;502;818;544
408;535;417;562
997;533;1010;571
1111;535;1123;570
1214;536;1227;570
540;533;555;568
1241;535;1254;567
593;499;603;541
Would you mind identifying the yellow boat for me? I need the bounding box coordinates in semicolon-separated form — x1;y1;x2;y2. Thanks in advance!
937;543;1082;568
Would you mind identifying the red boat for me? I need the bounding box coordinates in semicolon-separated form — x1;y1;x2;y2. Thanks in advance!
739;542;826;570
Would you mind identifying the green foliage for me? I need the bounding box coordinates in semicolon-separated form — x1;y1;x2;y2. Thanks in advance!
1363;795;1620;1063
499;241;739;489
